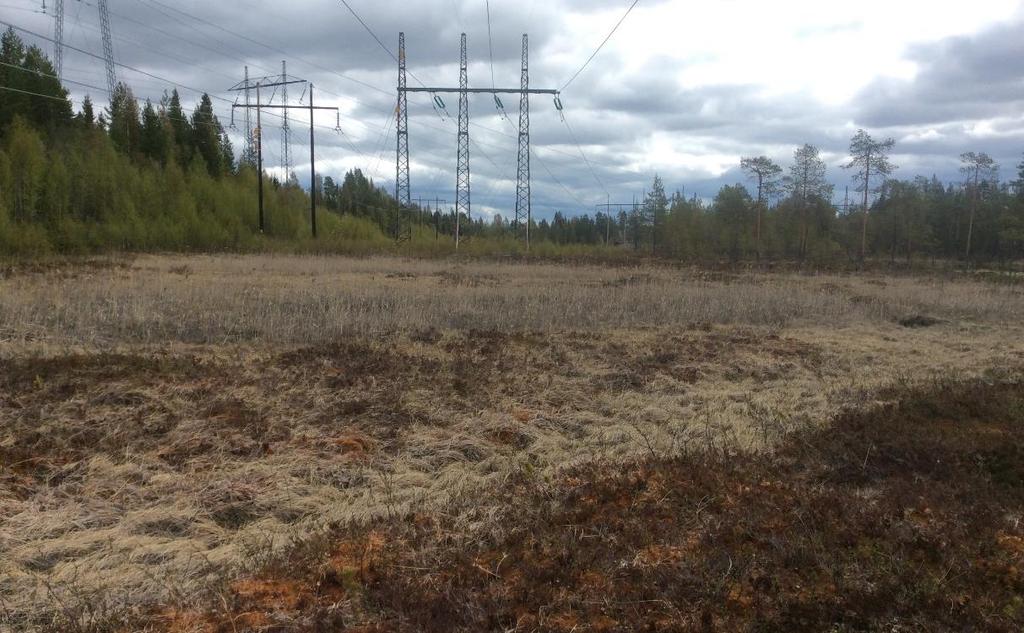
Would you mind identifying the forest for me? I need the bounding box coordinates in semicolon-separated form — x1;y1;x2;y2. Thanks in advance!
2;27;1023;263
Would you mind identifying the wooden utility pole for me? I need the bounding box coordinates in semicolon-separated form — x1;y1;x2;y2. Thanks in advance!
255;83;264;233
309;84;317;238
230;73;339;239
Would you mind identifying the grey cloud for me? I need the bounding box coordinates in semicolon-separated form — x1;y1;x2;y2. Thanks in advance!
853;17;1024;128
8;0;1024;219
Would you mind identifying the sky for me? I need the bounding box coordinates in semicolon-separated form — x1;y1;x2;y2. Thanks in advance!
3;0;1024;219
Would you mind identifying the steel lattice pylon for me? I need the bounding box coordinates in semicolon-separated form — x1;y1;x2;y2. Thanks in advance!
394;33;412;241
52;0;64;80
243;66;254;165
97;0;117;94
396;33;411;210
52;0;116;92
395;31;556;247
514;34;531;246
281;61;292;180
455;33;471;225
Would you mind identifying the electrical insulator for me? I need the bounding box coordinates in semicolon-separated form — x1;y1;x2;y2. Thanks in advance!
433;95;445;109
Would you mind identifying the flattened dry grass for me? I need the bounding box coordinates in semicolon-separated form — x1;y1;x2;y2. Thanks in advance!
1;255;1023;630
1;254;1022;345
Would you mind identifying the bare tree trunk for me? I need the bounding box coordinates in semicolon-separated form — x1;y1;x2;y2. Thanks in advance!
965;169;978;260
755;175;763;263
860;154;871;263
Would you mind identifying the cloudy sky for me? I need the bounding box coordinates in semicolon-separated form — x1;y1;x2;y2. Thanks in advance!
4;0;1024;218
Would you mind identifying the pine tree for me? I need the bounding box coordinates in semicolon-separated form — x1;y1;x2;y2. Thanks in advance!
741;156;783;260
844;130;896;261
960;152;998;260
785;144;831;260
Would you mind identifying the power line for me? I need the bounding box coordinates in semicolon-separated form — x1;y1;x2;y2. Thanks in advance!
337;0;397;63
1;20;322;136
0;84;68;101
5;18;327;134
560;111;608;197
531;146;589;208
560;0;639;92
135;0;274;75
140;0;391;97
51;3;240;84
336;0;427;88
0;59;106;93
0;20;235;106
0;3;37;13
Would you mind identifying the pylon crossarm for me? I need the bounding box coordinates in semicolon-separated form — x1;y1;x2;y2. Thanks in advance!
400;87;559;94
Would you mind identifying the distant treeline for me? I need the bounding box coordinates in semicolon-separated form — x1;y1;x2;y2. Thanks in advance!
1;27;1023;263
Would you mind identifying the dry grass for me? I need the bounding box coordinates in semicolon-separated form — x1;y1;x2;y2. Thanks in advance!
1;254;1022;345
193;378;1024;631
0;255;1022;630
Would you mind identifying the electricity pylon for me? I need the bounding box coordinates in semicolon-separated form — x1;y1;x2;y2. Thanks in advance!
396;33;559;248
514;34;531;246
456;33;471;231
50;0;118;95
281;61;292;181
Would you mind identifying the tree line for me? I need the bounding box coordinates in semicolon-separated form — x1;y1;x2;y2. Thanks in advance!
0;28;407;255
1;27;1022;263
479;139;1024;264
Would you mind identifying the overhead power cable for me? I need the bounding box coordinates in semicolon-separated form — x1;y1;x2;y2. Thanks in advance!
1;20;338;135
560;0;639;92
51;4;239;84
140;0;391;97
336;0;427;88
531;146;589;208
560;111;608;197
0;20;235;105
0;84;68;101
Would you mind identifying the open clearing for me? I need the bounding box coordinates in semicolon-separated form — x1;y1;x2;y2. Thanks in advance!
1;255;1023;631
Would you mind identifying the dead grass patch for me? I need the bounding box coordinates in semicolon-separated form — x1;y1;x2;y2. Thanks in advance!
161;377;1024;632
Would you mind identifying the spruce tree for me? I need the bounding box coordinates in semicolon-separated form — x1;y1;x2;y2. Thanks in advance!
140;100;169;164
78;96;96;128
191;94;224;178
164;89;192;167
106;83;142;157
